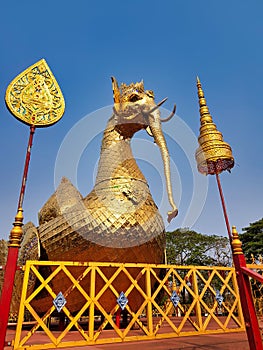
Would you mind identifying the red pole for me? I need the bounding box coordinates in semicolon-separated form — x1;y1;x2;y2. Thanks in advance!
232;227;263;349
215;174;263;349
215;173;232;240
115;309;121;329
0;210;23;349
0;125;35;349
18;125;35;209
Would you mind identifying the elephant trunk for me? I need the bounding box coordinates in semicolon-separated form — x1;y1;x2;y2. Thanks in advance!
148;110;178;223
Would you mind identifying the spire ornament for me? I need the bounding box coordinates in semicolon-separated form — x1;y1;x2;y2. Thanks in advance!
194;77;263;350
195;77;234;175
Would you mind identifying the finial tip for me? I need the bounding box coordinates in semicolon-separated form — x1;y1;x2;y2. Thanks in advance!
232;226;238;236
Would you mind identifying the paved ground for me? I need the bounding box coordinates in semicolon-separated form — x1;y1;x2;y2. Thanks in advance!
5;329;252;350
91;332;250;350
5;317;263;349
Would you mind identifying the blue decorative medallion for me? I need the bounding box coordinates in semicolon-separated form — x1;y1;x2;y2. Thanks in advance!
117;291;128;310
53;291;67;313
170;290;180;307
215;290;224;306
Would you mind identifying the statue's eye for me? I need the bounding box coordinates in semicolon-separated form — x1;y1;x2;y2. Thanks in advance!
146;90;154;98
129;94;140;102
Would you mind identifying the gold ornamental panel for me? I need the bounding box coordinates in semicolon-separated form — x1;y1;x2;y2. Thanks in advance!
5;59;65;127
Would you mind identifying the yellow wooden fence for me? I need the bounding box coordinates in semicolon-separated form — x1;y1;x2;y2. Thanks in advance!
12;261;245;349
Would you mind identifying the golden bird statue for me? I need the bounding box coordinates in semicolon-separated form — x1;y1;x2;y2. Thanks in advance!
16;77;178;313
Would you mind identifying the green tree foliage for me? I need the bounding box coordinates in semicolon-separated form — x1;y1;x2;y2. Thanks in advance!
166;229;231;266
239;218;263;260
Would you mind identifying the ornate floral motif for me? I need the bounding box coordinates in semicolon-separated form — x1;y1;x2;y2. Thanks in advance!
5;59;65;127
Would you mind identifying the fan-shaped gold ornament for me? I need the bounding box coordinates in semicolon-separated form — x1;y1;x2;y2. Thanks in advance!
5;59;65;127
195;77;234;175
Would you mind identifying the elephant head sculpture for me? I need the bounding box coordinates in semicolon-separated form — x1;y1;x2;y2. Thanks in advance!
111;77;178;222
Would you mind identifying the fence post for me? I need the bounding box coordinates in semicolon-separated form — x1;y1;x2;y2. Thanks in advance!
88;266;96;340
146;267;153;335
232;226;263;349
191;269;202;328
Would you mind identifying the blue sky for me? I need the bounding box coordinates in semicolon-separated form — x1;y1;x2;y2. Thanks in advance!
0;1;262;240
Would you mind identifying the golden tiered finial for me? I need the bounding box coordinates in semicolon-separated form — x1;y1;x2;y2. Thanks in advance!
9;208;24;247
195;77;234;175
231;226;243;255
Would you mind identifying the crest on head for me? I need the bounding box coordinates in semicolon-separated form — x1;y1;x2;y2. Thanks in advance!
111;76;176;125
111;77;154;106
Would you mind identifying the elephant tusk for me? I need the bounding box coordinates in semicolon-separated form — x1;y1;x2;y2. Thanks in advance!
160;104;176;122
146;97;168;115
122;98;168;120
119;97;169;121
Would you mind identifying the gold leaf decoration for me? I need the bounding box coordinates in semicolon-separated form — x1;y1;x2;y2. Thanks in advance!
195;77;234;175
5;59;65;127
